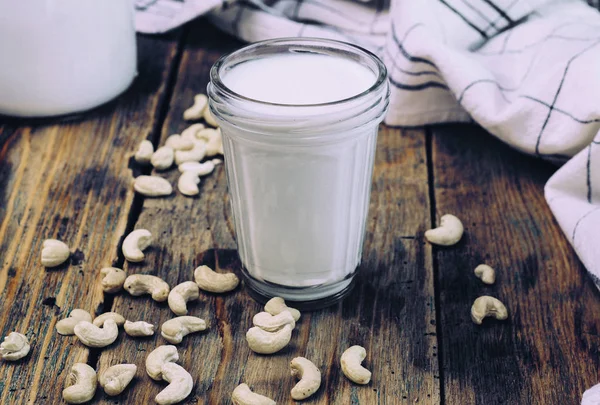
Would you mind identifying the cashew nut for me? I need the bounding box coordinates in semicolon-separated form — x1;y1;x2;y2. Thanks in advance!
41;239;70;267
178;161;215;176
246;324;292;354
194;265;239;293
99;364;137;396
231;383;275;405
474;264;496;285
122;229;153;263
155;362;194;405
203;105;219;127
183;94;208;121
212;158;223;166
62;363;97;404
252;311;295;332
264;297;301;322
340;345;371;384
290;357;321;400
93;312;125;328
133;175;173;197
56;309;93;336
0;332;30;361
174;141;206;165
180;123;205;142
178;171;201;197
124;320;155;337
135;140;154;165
161;316;207;344
74;319;119;348
123;274;170;302
195;128;223;157
100;267;126;293
425;214;464;246
471;296;508;325
165;134;194;151
146;345;179;381
168;281;200;316
151;146;175;171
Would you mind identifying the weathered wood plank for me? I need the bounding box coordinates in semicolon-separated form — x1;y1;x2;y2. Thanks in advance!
0;32;182;403
431;124;600;404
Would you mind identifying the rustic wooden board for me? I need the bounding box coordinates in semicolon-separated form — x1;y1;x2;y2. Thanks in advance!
430;124;600;404
0;33;182;403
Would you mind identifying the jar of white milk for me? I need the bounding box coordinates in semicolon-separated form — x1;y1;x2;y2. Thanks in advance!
0;1;137;117
208;38;389;308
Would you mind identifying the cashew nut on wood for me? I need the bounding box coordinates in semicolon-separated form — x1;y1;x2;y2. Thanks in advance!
41;239;70;267
62;363;97;404
290;357;321;400
134;140;154;164
155;362;194;405
195;128;223;157
146;345;179;381
100;267;126;293
168;281;200;316
471;296;508;325
424;214;464;246
124;320;155;337
99;364;137;396
341;345;371;384
74;319;119;348
178;161;215;176
183;94;208;121
194;265;239;293
178;171;201;197
56;309;93;336
246;324;293;354
212;158;223;165
133;175;173;197
122;229;153;263
174;141;207;165
0;332;30;361
124;274;170;302
151;146;175;171
231;383;276;405
474;264;496;285
264;297;301;322
253;311;296;332
203;105;219;127
161;316;207;344
93;312;125;327
165;134;194;151
180;123;205;142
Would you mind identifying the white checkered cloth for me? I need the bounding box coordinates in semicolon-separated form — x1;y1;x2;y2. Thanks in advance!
135;0;600;292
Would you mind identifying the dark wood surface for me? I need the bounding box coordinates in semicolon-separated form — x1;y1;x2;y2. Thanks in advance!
0;19;598;405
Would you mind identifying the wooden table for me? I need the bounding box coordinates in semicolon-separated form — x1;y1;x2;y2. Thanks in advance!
1;19;599;405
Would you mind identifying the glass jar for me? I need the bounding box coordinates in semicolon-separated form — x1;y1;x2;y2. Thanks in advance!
208;38;389;308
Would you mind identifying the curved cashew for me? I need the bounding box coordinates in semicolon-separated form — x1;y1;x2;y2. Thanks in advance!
151;146;175;171
168;281;200;316
264;297;301;322
290;357;321;400
62;363;97;404
471;296;508;325
123;274;170;302
100;267;126;293
93;312;125;328
174;141;206;165
0;332;30;361
41;239;70;267
124;320;155;337
195;128;223;157
231;383;275;405
474;264;496;285
161;316;207;344
155;362;194;405
122;229;153;263
194;265;239;293
99;364;137;396
203;105;219;127
178;171;201;197
134;140;154;165
252;311;295;332
425;214;464;246
183;94;208;121
133;175;173;197
181;123;205;142
178;161;215;176
340;346;371;384
165;134;194;151
246;324;292;354
74;319;119;348
146;345;179;381
56;309;93;336
212;158;223;166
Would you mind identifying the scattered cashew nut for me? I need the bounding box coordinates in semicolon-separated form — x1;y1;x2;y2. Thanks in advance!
253;311;295;332
203;105;219;127
122;229;153;263
62;363;97;404
134;140;154;165
161;316;207;344
264;297;301;322
231;383;275;405
124;320;155;337
425;214;464;246
168;281;200;316
246;324;292;354
41;239;70;267
146;345;179;381
56;309;93;336
123;274;170;302
93;312;125;328
178;171;201;197
178;161;215;176
155;362;194;405
74;319;119;348
180;123;205;142
194;265;239;293
100;267;126;293
290;357;321;400
174;141;206;165
133;175;173;197
183;94;208;121
341;345;371;384
212;158;223;165
99;364;137;396
474;264;496;285
471;296;508;325
165;134;194;151
151;146;175;171
0;332;30;361
195;128;223;157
